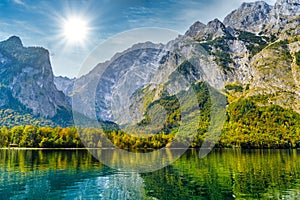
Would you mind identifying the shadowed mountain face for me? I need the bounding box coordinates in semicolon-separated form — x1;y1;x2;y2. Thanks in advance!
0;36;72;126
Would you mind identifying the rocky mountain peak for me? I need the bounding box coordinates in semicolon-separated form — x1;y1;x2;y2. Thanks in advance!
5;36;23;47
223;0;300;34
223;1;272;33
0;36;24;51
185;21;206;37
207;18;225;29
185;18;232;41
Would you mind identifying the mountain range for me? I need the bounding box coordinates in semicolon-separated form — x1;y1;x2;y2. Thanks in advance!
0;0;299;131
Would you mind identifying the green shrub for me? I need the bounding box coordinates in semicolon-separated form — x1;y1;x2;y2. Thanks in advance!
225;84;243;92
295;51;300;66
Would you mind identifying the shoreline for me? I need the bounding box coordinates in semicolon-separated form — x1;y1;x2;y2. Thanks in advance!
1;147;300;150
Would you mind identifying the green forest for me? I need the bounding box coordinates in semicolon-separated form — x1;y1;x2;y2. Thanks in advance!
0;98;299;149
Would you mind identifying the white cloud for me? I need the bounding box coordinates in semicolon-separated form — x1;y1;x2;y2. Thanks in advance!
12;0;26;6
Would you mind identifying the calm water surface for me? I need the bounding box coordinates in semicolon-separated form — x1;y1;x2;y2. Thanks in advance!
0;149;300;199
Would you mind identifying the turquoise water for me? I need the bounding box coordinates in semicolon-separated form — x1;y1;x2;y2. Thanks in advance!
0;149;300;199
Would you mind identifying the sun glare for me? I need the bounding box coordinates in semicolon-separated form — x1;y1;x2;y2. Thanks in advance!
63;16;88;44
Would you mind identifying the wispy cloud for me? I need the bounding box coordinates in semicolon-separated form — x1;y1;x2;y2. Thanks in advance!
12;0;26;6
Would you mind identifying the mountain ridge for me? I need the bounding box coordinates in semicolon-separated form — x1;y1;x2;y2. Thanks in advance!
1;0;299;129
64;0;300;128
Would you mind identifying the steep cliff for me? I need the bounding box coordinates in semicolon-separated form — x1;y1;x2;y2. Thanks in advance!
0;36;72;126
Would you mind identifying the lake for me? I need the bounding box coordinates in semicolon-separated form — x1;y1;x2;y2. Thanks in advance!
0;149;300;199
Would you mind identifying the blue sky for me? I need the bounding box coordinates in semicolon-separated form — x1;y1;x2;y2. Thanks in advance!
0;0;276;78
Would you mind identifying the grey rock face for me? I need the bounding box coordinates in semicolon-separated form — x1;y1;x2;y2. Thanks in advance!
72;42;167;124
267;0;300;35
273;0;300;16
223;1;272;33
223;0;300;34
96;46;165;123
185;21;206;38
54;76;75;96
0;36;70;118
186;19;233;41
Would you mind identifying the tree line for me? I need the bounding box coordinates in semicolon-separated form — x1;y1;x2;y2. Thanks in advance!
0;98;299;149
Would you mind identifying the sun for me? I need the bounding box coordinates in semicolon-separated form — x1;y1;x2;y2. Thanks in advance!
62;16;89;44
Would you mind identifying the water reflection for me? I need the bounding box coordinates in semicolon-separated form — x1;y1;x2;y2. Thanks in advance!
142;149;300;199
89;148;185;172
0;149;300;199
0;150;146;199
